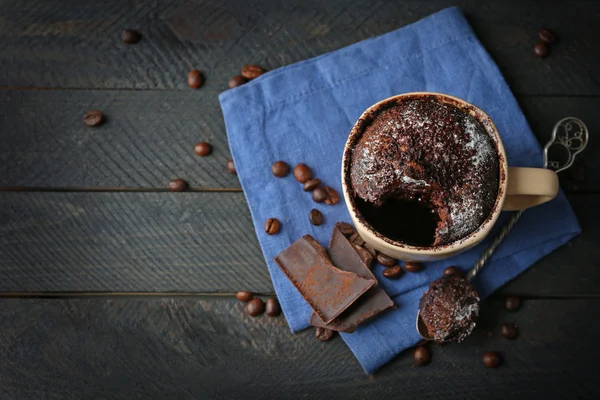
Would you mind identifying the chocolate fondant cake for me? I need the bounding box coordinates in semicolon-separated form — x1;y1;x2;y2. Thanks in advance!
350;96;499;246
418;275;480;343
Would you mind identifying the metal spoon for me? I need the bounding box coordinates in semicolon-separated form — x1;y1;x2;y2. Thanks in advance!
416;117;589;340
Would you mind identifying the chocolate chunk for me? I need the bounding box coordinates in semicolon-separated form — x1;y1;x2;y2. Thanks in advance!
328;225;375;280
363;243;377;259
352;244;374;269
309;225;394;332
349;231;365;246
310;288;394;333
274;235;376;324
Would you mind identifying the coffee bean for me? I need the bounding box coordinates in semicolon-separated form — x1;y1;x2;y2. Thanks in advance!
376;253;396;267
505;295;522;311
227;159;237;175
349;231;365;246
187;69;204;89
122;29;141;44
246;298;265;317
383;266;403;279
312;187;327;203
194;142;212;156
404;261;422;272
539;28;556;44
315;327;334;341
323;186;340;205
241;65;265;80
501;323;518;340
534;41;551;58
309;209;324;226
168;178;188;192
482;351;502;368
293;163;312;183
336;222;355;236
236;291;253;302
413;346;430;366
228;75;247;88
83;110;104;127
265;218;280;235
271;161;290;177
443;266;462;277
303;178;321;192
266;297;281;317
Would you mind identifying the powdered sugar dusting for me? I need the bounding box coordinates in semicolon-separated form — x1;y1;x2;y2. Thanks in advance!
350;96;499;245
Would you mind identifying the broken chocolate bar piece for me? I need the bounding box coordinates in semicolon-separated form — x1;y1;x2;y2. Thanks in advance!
274;235;376;324
329;225;375;279
309;224;395;332
310;288;395;333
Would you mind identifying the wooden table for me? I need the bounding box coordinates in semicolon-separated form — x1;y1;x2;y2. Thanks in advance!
1;1;598;398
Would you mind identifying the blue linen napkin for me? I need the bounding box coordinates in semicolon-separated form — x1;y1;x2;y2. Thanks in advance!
219;7;581;373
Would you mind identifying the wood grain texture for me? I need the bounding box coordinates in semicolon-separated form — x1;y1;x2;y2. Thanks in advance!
0;297;598;399
0;90;240;189
0;192;268;292
0;0;597;95
0;191;595;294
1;92;597;189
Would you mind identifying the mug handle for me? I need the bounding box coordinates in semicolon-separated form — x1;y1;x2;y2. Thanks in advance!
502;167;559;211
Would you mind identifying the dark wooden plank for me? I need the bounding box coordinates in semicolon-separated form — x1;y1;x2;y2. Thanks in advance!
1;92;597;189
0;192;269;292
0;0;597;95
0;297;598;399
0;191;596;294
0;90;240;189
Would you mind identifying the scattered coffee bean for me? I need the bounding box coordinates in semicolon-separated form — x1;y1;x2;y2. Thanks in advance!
383;266;403;279
227;159;237;175
539;28;556;44
349;231;365;246
228;75;247;88
534;41;551;58
271;161;290;177
246;298;265;317
293;163;312;183
482;351;502;368
443;266;462;277
194;142;212;156
266;297;281;317
505;295;522;311
265;217;281;235
168;178;188;192
122;29;141;44
312;187;327;203
236;291;253;302
315;327;334;341
323;186;340;205
309;209;324;226
376;253;396;267
83;110;104;127
303;178;321;192
363;243;377;258
241;65;265;80
336;222;355;236
501;323;519;340
413;346;430;366
404;261;422;272
187;69;204;89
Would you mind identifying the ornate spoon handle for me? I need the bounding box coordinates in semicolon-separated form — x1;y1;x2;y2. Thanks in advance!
466;117;589;282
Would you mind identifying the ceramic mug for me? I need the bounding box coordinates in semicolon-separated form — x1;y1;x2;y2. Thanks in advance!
341;92;558;261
